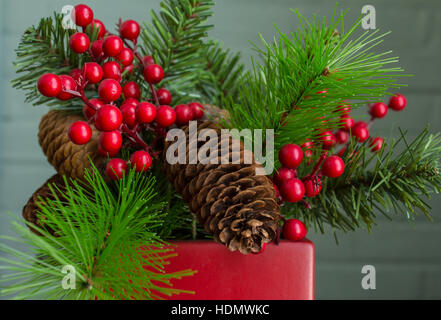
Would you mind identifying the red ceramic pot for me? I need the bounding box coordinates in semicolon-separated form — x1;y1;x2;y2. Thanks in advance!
160;239;314;300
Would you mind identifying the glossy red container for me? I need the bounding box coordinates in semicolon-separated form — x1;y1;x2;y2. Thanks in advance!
161;239;314;300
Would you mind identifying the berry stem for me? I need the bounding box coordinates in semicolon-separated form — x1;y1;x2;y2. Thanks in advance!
310;150;328;177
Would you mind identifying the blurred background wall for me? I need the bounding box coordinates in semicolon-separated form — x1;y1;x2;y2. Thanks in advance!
0;0;440;299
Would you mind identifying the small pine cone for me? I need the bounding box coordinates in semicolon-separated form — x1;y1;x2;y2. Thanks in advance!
38;110;105;180
163;121;281;254
22;174;65;236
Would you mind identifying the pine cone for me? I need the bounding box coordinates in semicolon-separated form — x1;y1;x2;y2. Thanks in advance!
163;121;281;254
22;174;65;236
39;110;105;180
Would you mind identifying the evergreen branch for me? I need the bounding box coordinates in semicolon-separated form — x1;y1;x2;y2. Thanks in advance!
283;128;441;233
0;164;195;300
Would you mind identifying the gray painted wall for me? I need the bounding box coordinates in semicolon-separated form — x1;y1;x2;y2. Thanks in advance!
0;0;440;299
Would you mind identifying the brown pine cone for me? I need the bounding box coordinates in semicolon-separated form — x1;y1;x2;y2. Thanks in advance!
39;110;105;180
163;121;281;254
22;174;65;236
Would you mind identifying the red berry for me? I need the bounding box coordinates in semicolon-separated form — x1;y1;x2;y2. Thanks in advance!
74;4;94;27
303;177;322;197
143;64;164;84
188;102;204;120
283;219;307;241
301;140;314;158
157;88;172;105
83;98;104;120
273;167;297;186
56;75;76;101
123;64;134;75
106;158;128;180
279;144;303;169
102;36;123;57
175;104;194;125
156;105;176;127
83;62;103;84
336;104;351;117
322;156;345;178
369;102;388;119
90;40;103;59
123;98;139;106
273;183;281;200
120;20;140;40
389;94;407;111
95;105;123;131
370;137;384;152
69;68;82;83
335;129;349;144
98;144;119;157
37;73;62;97
99;131;123;153
352;122;370;142
341;116;355;131
69;32;90;54
122;81;140;99
142;55;155;66
136;102;156;124
319;131;337;150
68;121;92;145
102;61;122;80
279;178;305;203
87;19;106;39
130;151;153;173
98;79;122;102
120;103;137;128
252;242;268;255
117;48;134;67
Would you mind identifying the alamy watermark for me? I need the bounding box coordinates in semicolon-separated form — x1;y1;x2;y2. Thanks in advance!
361;265;376;290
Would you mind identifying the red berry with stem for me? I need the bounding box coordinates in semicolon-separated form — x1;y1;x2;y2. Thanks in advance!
319;131;337;150
120;20;140;40
303;177;322;197
99;130;123;153
136;102;156;124
102;35;123;57
157;88;172;105
68;121;92;145
188;102;204;120
273;167;297;186
123;98;139;106
56;75;76;101
83;98;104;120
322;155;345;178
280;178;305;203
389;94;407;111
95;105;123;131
69;68;82;82
37;73;62;97
283;219;307;241
74;4;94;27
352;122;370;142
90;39;103;59
156;105;176;127
120;103;137;128
69;32;90;54
106;158;128;180
102;61;121;80
130;151;153;173
335;129;349;144
83;62;103;84
370;137;384;152
98;79;121;102
143;55;155;66
369;102;388;119
175;104;194;125
341;116;355;131
122;81;140;99
87;19;106;39
117;48;134;67
143;64;164;84
279;144;303;169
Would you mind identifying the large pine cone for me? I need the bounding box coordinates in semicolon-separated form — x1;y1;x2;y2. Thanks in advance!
22;174;65;236
163;121;281;254
39;110;105;180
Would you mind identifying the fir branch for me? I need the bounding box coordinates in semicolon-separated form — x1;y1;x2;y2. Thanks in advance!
284;128;441;233
0;164;195;300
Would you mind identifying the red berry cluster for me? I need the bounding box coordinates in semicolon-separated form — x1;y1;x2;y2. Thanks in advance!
36;4;205;180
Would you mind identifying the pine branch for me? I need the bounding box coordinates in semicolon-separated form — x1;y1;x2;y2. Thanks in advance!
283;128;441;233
0;164;195;300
